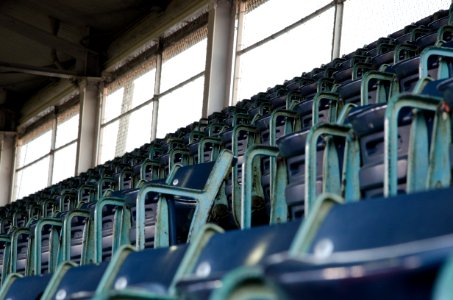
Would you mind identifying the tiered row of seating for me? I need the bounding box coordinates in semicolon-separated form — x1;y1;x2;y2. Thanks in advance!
2;4;453;299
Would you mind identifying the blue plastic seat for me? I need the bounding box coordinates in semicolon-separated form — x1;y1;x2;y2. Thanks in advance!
1;273;52;300
92;244;188;299
263;187;453;299
345;103;413;198
41;262;108;300
277;130;325;218
176;220;301;299
265;237;453;300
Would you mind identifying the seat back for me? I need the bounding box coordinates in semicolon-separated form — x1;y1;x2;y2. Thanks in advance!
191;221;300;277
346;104;413;198
50;263;108;300
111;245;187;293
4;274;52;300
309;187;453;255
170;161;216;190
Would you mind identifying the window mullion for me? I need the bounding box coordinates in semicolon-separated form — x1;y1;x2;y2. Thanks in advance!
331;0;345;59
48;112;57;186
151;40;163;141
231;0;246;105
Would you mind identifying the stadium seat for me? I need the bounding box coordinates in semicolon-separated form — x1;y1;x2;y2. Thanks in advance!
259;187;453;299
175;220;301;300
0;272;52;300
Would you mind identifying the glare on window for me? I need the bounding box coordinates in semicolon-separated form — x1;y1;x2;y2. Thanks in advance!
157;76;204;138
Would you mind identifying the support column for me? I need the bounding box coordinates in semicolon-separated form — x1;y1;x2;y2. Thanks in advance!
202;0;236;117
76;79;100;174
0;132;16;205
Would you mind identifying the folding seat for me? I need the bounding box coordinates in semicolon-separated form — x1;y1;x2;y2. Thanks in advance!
132;140;165;182
246;86;303;226
218;107;260;226
6;197;45;277
103;158;135;190
385;27;453;94
386;81;452;194
188;133;223;164
284;74;315;96
92;149;234;260
395;24;432;45
6;174;117;276
46;225;230;300
0;261;106;300
175;220;301;300
38;261;109;300
292;77;337;130
0;272;52;300
275;132;326;220
272;120;358;220
255;85;302;147
241;97;336;224
244;50;409;221
388;24;424;44
243;75;359;223
345;104;412;198
66;176;125;264
163;114;233;227
6;189;80;277
366;37;396;67
307;59;344;82
183;128;212;164
258;187;453;300
121;149;148;185
345;80;451;199
189;117;225;164
158;136;190;176
414;11;452;50
204;111;229;136
331;54;375;86
0;203;19;280
89;244;187;299
331;36;453;199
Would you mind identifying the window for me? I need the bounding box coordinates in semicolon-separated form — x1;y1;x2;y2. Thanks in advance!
233;0;335;102
156;27;207;138
340;0;452;55
99;60;156;164
157;76;204;138
13;104;79;200
240;0;332;49
52;108;79;184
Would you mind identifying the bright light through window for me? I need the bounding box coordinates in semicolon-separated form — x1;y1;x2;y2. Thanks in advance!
160;38;207;92
103;88;124;123
56;114;79;148
15;156;50;199
125;103;153;152
157;76;204;138
100;67;156;162
14;103;80;200
237;7;334;101
341;0;451;55
52;143;77;184
99;120;120;164
241;0;332;49
17;130;52;167
132;70;156;108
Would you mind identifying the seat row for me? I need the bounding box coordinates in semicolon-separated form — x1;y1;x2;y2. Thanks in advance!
3;187;453;299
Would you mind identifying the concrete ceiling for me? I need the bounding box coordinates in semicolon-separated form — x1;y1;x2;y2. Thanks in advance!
0;0;172;114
